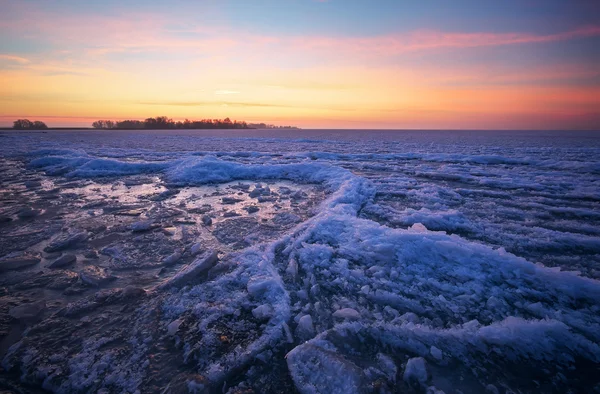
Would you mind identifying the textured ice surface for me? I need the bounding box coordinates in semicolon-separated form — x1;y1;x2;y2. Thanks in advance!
0;129;599;393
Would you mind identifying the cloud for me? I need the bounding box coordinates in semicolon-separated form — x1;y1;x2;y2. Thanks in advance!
138;100;290;108
214;90;240;95
3;1;598;62
137;100;354;111
285;25;600;56
0;54;30;64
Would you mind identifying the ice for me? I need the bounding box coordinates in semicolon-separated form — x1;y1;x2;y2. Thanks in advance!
247;276;281;298
44;231;88;252
295;314;315;338
286;343;367;394
252;304;274;320
332;308;361;320
0;253;40;272
48;253;77;268
166;318;182;336
130;220;157;232
404;357;429;387
9;300;46;322
430;345;443;361
162;251;182;266
158;250;218;290
78;265;116;287
1;130;599;392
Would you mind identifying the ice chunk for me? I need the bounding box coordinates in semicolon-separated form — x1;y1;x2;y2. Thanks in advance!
426;387;446;394
167;318;182;336
286;258;298;279
17;207;41;218
159;250;218;289
252;304;274;320
130;220;157;232
189;242;203;256
376;353;397;383
162;226;177;236
332;308;360;320
410;222;428;232
247;276;280;298
0;254;40;272
79;265;116;287
286;344;366;394
49;253;77;268
163;251;182;266
403;357;429;387
9;300;46;322
485;384;499;394
201;215;212;226
295;315;315;339
44;232;88;252
430;346;443;361
221;197;242;205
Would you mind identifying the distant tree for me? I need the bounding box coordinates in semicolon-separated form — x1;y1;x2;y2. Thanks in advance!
93;120;118;129
13;119;33;129
90;116;269;130
32;121;48;129
142;116;174;129
247;122;298;129
115;120;144;129
13;119;48;129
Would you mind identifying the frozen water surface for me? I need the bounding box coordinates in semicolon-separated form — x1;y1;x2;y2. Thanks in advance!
0;129;599;393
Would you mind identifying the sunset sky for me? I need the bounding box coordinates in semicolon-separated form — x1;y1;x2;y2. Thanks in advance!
1;0;599;129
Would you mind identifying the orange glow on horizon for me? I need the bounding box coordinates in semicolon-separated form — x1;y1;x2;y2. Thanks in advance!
1;3;599;130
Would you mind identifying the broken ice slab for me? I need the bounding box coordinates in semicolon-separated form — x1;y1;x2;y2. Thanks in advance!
44;231;88;252
9;300;46;323
286;343;367;394
158;250;218;290
48;253;77;269
114;208;145;216
78;265;117;287
0;253;41;272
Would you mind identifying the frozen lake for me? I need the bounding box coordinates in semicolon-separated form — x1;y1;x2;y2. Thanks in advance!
1;129;599;393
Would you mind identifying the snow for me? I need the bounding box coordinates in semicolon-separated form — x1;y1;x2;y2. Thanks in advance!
1;129;599;392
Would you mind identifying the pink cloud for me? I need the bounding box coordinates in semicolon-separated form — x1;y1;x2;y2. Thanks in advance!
284;25;600;55
0;54;30;64
3;1;598;61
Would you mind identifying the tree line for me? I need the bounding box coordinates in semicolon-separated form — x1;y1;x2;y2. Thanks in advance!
92;116;250;130
10;117;298;130
13;119;48;129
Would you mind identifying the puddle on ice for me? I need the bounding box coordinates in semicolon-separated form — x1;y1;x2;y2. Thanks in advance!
0;159;329;393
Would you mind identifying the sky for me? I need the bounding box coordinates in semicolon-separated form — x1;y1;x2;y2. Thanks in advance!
0;0;599;129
